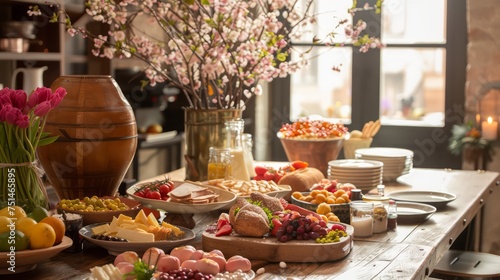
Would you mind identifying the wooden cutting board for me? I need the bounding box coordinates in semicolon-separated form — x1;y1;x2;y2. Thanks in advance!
202;224;353;263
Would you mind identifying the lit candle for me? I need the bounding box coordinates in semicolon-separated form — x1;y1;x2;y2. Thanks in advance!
481;116;498;140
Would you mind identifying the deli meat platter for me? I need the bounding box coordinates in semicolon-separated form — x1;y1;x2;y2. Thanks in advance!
202;224;354;263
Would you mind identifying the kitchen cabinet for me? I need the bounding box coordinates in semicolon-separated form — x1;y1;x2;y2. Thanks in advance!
0;0;107;89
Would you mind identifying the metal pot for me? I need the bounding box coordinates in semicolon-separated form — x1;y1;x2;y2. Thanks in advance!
0;38;29;53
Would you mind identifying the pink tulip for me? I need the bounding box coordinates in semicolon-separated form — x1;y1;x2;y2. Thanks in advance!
0;104;10;122
27;87;51;109
0;88;14;107
16;114;30;128
5;106;22;125
33;101;52;117
50;87;67;108
11;89;27;110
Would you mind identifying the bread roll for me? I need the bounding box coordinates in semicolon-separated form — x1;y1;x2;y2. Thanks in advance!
278;167;325;195
229;203;270;237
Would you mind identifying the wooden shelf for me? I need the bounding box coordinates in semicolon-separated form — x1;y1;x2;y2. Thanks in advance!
0;52;63;61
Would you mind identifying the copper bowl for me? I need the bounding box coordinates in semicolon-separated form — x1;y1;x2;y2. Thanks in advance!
278;132;345;176
0;38;29;53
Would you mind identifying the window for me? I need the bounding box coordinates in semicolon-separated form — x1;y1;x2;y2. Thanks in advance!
266;0;467;169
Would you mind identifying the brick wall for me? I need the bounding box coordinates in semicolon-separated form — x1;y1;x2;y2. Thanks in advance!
465;0;500;125
466;0;500;256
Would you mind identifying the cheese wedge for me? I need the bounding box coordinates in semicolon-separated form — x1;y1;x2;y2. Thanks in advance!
116;227;155;242
134;209;149;225
147;213;160;227
91;224;110;235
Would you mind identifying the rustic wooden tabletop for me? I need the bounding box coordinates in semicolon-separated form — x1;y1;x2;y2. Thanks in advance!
2;166;498;280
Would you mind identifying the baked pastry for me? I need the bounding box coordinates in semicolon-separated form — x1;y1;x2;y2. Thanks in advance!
278;167;325;195
229;203;270;237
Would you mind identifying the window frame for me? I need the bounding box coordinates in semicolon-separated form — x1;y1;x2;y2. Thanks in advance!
266;0;467;169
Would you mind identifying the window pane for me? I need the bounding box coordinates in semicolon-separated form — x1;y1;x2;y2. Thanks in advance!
380;48;446;127
382;0;446;44
290;47;352;123
292;0;353;44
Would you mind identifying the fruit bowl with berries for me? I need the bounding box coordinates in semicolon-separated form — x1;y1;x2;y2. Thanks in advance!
277;119;348;176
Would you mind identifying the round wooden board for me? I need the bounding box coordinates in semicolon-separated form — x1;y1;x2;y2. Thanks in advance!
202;224;354;263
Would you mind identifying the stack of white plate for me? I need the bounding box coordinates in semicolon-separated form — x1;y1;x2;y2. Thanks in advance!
354;147;413;182
327;159;383;191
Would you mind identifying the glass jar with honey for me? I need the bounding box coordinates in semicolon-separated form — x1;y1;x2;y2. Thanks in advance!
207;147;232;180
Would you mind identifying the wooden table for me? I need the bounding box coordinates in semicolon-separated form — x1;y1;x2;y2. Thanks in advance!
3;167;498;280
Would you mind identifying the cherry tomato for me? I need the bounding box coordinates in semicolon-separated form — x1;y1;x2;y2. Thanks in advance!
158;184;171;197
134;190;145;197
165;181;175;191
146;190;161;200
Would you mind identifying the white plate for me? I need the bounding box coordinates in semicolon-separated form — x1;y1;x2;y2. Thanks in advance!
329;169;382;175
126;181;237;214
396;202;437;223
79;223;195;256
355;147;414;158
328;159;384;169
0;236;72;274
389;190;456;208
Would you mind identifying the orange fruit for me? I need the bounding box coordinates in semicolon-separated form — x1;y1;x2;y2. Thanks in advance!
28;222;56;249
40;216;66;245
333;190;346;198
16;216;37;236
335;197;346;204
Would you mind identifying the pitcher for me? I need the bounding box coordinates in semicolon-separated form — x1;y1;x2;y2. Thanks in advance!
11;66;48;93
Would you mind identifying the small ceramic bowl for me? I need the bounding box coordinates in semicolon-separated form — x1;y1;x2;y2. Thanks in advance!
56;196;142;226
291;193;350;224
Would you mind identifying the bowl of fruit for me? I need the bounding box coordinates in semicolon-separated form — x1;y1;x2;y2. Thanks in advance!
277;119;348;176
56;196;142;226
290;179;357;224
0;206;73;274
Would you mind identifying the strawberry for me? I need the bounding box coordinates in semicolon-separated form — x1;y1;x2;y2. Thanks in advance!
330;223;346;232
254;166;268;176
273;171;284;183
253;174;265;181
215;224;233;237
217;213;230;230
263;170;275;181
270;218;282;237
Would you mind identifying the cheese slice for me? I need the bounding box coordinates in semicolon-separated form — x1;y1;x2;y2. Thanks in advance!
107;216;120;233
147;213;160;227
116;227;155;242
91;224;110;235
134;209;149;225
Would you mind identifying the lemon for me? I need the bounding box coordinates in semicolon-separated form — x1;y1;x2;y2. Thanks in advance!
0;206;27;220
0;216;13;234
28;223;56;249
0;230;30;252
15;217;37;236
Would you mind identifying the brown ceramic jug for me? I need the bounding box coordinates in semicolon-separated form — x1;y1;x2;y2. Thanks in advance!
37;75;137;199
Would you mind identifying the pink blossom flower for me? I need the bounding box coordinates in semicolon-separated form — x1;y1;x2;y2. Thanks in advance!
31;0;381;109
